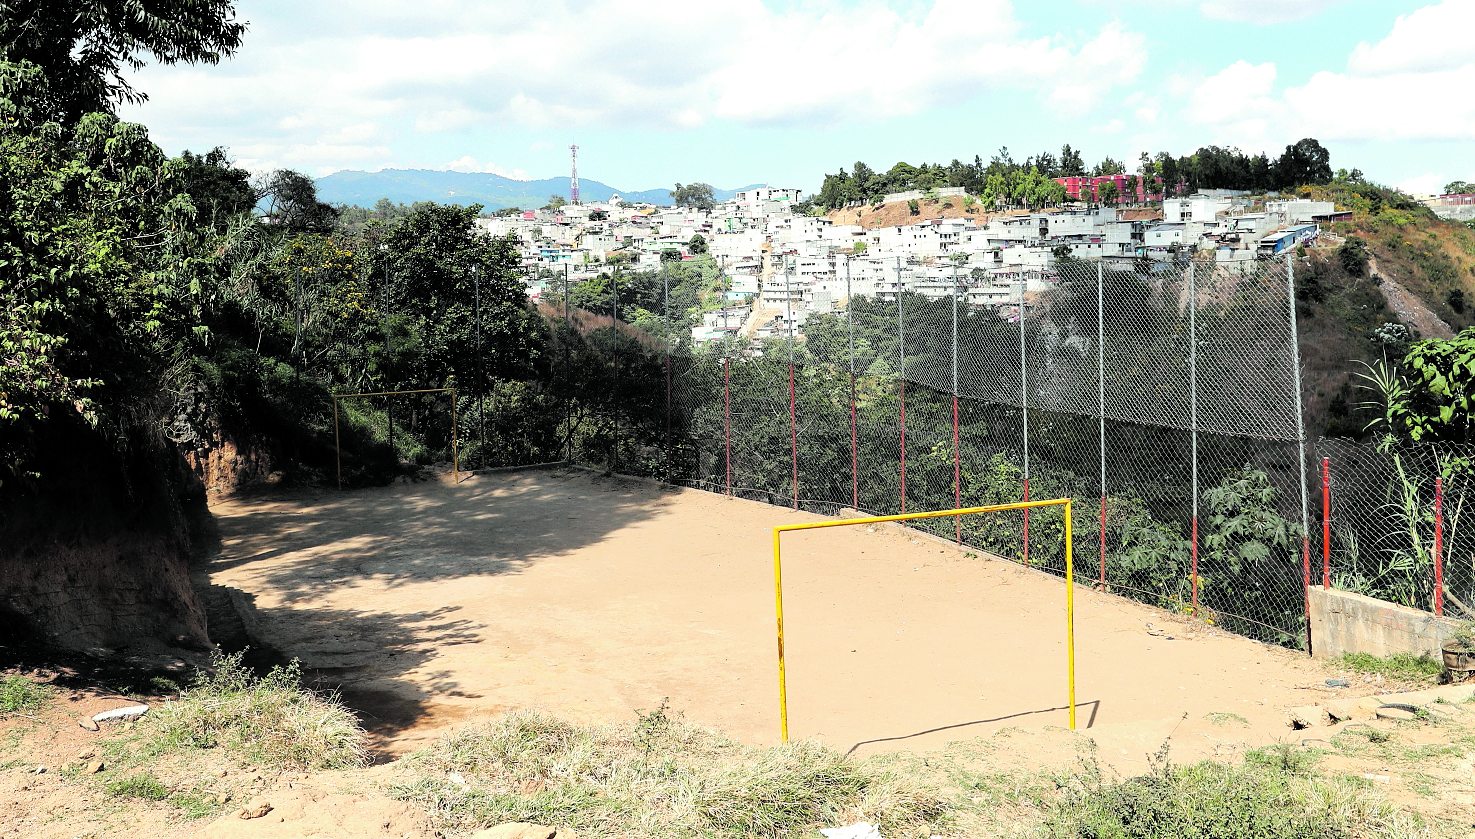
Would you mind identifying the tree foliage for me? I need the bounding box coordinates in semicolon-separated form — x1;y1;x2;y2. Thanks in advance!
814;139;1337;211
0;0;246;125
671;182;714;211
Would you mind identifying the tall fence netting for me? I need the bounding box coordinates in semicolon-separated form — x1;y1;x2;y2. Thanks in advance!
439;255;1464;651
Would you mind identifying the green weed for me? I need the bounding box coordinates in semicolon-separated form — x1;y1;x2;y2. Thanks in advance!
1044;750;1419;839
106;772;170;800
0;674;51;714
1336;652;1445;684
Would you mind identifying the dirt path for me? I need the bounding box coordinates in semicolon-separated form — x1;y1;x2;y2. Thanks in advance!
1370;256;1455;339
206;468;1356;765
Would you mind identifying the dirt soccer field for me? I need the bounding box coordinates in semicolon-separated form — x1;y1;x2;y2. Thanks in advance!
205;466;1337;766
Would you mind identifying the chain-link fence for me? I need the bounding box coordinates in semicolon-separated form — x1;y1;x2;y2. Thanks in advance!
1318;438;1474;619
509;255;1336;650
336;244;1468;654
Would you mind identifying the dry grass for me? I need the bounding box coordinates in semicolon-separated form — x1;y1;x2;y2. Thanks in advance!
392;704;947;838
390;704;1438;839
133;650;370;771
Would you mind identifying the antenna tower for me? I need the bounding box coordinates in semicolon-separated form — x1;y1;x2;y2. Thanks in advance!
569;144;580;205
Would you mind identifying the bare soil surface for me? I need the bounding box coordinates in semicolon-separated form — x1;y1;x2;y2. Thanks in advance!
206;467;1372;764
1370;256;1456;340
5;465;1473;836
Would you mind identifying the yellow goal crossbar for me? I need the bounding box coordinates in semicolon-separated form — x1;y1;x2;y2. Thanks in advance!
772;498;1075;742
332;388;458;489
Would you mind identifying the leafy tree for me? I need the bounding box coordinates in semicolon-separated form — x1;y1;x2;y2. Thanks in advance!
687;233;708;255
0;0;246;125
1093;156;1124;176
0;113;215;475
258;169;339;234
1059;144;1086;177
1337;235;1370;276
545;194;567;210
175;147;256;232
1097;180;1119;205
589;208;608;221
1273;138;1333;189
1445;180;1474;195
378;204;542;387
671;182;714;211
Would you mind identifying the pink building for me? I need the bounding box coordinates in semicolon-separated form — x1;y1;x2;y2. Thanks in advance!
1054;174;1166;203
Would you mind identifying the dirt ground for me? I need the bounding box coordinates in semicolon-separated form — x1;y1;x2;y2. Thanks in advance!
205;466;1356;767
6;464;1473;838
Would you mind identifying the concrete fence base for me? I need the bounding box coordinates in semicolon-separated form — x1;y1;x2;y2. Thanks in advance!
1309;586;1458;659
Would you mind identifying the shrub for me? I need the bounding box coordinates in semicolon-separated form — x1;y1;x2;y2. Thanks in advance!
135;651;369;770
1044;750;1414;839
1338;236;1370;276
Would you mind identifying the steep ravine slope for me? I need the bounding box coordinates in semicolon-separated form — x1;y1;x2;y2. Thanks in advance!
0;418;210;653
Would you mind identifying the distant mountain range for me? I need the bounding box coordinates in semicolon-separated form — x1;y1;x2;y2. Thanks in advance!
313;169;767;210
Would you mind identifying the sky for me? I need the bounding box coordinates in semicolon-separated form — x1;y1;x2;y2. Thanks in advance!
119;0;1475;195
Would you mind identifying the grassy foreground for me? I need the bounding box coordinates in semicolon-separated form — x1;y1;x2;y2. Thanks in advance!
388;704;1427;839
0;655;1454;837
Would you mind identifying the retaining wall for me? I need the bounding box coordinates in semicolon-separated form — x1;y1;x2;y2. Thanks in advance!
1309;586;1457;659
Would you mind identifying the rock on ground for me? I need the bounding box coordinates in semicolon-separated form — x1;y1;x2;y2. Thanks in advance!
198;787;435;838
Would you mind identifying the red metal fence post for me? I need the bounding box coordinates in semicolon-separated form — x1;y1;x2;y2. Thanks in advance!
899;379;907;514
1435;476;1445;616
1322;457;1331;589
724;358;731;496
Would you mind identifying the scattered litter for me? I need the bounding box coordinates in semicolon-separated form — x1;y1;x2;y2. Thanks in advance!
1326;679;1350;688
1362;773;1391;783
821;823;882;839
32;765;45;775
448;773;468;786
1145;622;1174;640
92;705;149;724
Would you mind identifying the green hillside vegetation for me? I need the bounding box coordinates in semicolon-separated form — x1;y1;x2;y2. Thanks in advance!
1286;179;1475;441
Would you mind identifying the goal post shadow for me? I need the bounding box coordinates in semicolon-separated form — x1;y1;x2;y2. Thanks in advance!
772;498;1076;742
332;388;460;489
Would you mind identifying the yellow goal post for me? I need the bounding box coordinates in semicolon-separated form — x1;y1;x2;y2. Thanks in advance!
772;498;1076;742
332;388;459;489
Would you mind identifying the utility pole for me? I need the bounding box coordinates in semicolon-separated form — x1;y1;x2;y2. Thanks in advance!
381;243;394;456
473;264;484;469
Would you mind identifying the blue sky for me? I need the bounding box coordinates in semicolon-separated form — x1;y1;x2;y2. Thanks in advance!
120;0;1475;195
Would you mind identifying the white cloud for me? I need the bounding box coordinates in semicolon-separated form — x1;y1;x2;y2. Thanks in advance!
1348;1;1475;75
1197;0;1351;25
1180;2;1475;147
121;0;1147;173
1397;172;1447;195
